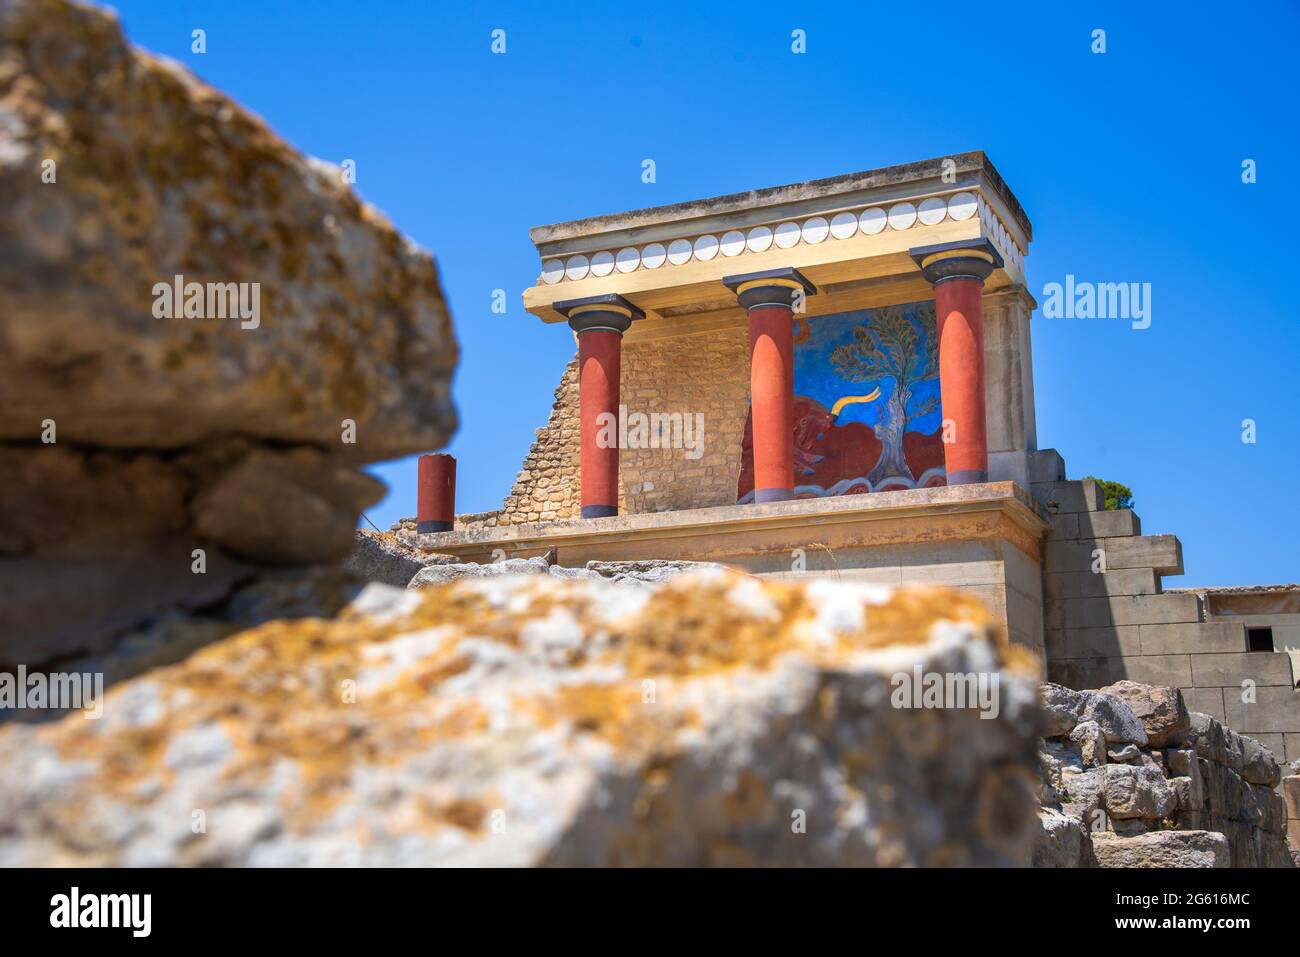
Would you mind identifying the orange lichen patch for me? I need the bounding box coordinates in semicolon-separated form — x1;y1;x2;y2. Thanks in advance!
56;721;173;802
610;576;811;677
37;570;1031;835
525;682;686;755
838;586;1038;676
45;586;506;821
394;582;561;649
420;795;489;834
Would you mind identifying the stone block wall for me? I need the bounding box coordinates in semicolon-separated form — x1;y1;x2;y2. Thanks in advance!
1028;449;1300;765
617;327;750;514
1035;681;1293;867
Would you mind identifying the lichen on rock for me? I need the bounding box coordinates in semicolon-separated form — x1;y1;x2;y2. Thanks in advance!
0;570;1044;867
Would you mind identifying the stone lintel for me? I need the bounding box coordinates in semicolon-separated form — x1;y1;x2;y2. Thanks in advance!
530;152;1030;247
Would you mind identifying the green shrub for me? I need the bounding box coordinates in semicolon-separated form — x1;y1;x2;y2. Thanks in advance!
1082;476;1133;511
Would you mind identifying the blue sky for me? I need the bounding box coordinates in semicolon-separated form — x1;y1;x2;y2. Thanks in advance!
110;0;1300;587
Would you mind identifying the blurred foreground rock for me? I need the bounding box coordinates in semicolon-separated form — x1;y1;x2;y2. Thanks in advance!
0;0;456;667
0;570;1044;866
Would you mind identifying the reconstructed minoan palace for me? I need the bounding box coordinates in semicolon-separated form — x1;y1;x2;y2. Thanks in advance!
420;152;1300;765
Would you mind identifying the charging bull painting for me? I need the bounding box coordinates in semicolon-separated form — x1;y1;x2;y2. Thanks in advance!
737;301;946;502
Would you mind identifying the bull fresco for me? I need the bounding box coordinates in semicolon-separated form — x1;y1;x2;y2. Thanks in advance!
737;300;946;501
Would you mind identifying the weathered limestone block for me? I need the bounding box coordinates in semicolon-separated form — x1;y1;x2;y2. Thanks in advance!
1198;761;1245;819
343;530;457;588
1237;778;1263;827
408;557;551;588
0;0;458;666
1223;820;1260;868
1188;712;1228;764
0;0;457;459
1058;766;1106;828
1239;735;1282;787
1091;831;1228;868
1106;743;1141;763
0;572;1044;866
1070;720;1107;768
1164;747;1197;776
1033;807;1096;867
583;559;730;584
1223;729;1246;774
1081;692;1148;746
1111;818;1149;837
1164;751;1205;813
1256;784;1286;835
192;448;384;565
1041;682;1089;737
1262;834;1294;868
1039;738;1085;803
1076;509;1141;539
1102;763;1173;821
408;558;732;590
1224;769;1245;820
1098;680;1190;748
1031;480;1102;514
1168;776;1195;813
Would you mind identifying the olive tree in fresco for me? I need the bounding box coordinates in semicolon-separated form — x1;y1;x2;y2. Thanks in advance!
829;306;939;486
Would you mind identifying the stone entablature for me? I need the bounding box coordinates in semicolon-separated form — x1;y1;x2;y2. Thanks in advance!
524;153;1029;334
535;190;1025;287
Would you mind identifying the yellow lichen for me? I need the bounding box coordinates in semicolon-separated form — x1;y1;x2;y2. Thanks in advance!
39;570;1035;842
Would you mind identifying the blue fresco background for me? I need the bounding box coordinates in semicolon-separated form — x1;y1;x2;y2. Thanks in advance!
795;303;942;437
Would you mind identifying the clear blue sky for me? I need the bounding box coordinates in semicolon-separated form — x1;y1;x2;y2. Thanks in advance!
111;0;1300;587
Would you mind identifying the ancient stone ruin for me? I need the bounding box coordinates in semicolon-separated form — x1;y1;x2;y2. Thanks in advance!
1035;681;1293;867
1;0;1297;871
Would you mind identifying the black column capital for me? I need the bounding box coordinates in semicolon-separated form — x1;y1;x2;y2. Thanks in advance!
722;266;818;311
909;238;1003;286
554;293;644;335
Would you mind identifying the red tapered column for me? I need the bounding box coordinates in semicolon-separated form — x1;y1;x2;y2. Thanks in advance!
577;328;622;517
748;306;795;499
417;453;456;533
554;294;644;519
723;268;817;503
910;240;1002;485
